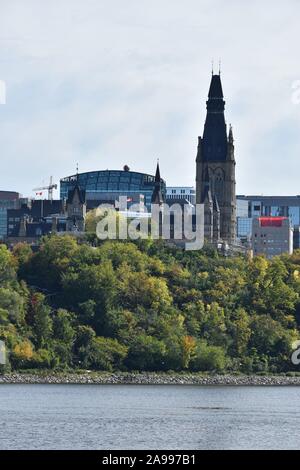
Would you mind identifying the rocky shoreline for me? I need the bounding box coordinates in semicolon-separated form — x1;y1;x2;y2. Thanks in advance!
1;372;300;386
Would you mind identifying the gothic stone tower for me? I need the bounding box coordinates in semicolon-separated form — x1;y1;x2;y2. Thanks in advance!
196;73;236;244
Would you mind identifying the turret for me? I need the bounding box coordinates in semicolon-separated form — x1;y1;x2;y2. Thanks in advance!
66;183;86;232
227;124;235;162
151;162;164;205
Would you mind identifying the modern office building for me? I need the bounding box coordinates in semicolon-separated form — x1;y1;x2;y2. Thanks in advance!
237;195;300;223
236;195;300;246
166;187;195;204
60;166;166;211
236;198;249;218
0;191;22;240
236;198;252;243
252;216;293;259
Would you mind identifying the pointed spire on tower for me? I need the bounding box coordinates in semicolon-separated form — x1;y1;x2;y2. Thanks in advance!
202;73;227;161
75;163;79;182
151;160;164;205
208;74;224;99
155;159;161;182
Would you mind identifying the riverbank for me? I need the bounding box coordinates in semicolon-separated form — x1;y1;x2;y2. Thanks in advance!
1;372;300;385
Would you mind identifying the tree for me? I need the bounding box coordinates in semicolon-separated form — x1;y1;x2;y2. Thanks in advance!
200;302;228;347
249;315;296;357
0;245;16;284
229;308;251;356
191;341;227;372
53;309;75;343
11;340;34;368
62;261;117;334
74;325;96;368
117;268;172;312
126;334;166;371
182;335;197;369
12;243;32;267
31;293;53;348
31;349;53;369
89;337;128;371
21;235;79;291
0;288;26;325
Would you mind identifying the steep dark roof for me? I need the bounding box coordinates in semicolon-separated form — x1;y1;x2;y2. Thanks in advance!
151;162;164;205
154;162;161;182
202;74;228;162
208;74;224;99
67;184;86;204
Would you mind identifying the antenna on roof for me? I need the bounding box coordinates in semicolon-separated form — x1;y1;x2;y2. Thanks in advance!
211;59;214;75
219;59;221;75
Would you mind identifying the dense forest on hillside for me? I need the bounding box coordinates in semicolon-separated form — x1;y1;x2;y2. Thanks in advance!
1;235;300;374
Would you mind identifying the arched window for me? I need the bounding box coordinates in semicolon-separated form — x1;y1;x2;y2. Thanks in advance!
213;168;224;202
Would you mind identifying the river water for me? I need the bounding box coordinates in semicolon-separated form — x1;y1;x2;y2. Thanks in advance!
0;384;299;449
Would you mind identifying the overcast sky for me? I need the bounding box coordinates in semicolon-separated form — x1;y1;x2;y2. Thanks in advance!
0;0;300;197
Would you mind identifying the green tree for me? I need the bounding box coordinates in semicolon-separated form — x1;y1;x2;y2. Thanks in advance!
249;314;296;357
229;308;251;356
191;341;227;372
0;288;26;325
74;325;96;368
53;309;75;343
31;293;53;348
0;244;16;284
126;334;166;370
117;268;172;312
88;337;128;371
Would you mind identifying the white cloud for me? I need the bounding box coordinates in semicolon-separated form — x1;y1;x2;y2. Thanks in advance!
0;0;300;196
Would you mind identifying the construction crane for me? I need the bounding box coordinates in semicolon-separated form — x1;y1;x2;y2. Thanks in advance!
33;176;58;201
